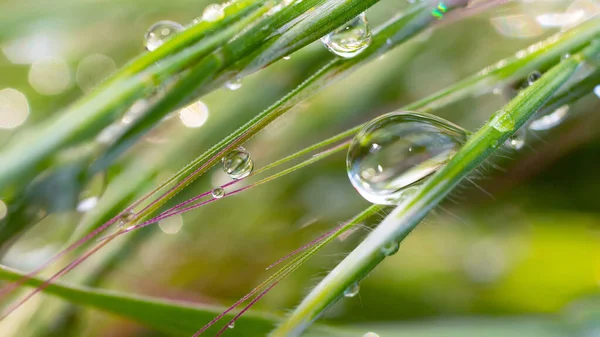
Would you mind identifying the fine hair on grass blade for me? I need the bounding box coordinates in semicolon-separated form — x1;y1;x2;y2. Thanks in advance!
270;41;600;337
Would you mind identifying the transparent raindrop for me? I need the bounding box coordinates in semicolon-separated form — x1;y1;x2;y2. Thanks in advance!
212;188;225;199
144;21;184;51
529;105;570;131
321;13;371;58
347;111;468;205
344;283;360;298
225;78;243;91
222;147;254;180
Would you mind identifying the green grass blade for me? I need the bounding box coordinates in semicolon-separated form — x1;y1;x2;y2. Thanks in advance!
271;39;600;337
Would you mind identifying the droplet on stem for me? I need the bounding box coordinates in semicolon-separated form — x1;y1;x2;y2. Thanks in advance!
144;21;184;51
222;147;254;179
212;188;225;199
321;13;371;58
347;111;468;205
225;78;243;91
381;241;400;256
505;128;526;150
202;4;225;22
118;210;136;227
344;283;360;298
527;70;542;85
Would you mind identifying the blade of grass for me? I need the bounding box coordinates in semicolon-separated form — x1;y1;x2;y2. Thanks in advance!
271;40;600;337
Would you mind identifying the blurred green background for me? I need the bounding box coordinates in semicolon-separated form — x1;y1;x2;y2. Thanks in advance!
0;0;599;336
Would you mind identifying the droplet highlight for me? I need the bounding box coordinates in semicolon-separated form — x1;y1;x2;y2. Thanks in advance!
144;21;184;51
118;210;136;227
222;147;254;180
363;333;380;337
76;172;107;213
505;128;526;150
344;283;360;298
212;188;225;199
527;70;542;85
228;322;235;329
321;13;371;58
202;4;225;22
347;111;468;205
225;78;242;91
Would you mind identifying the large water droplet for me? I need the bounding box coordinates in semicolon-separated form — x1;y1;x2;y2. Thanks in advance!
344;283;360;298
321;13;371;58
144;21;184;51
212;188;225;199
347;111;468;205
528;105;569;131
222;147;254;179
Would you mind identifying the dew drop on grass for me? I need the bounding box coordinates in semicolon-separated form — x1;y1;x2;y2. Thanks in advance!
212;187;225;199
222;147;254;179
363;333;380;337
118;210;136;227
144;21;184;51
505;128;526;150
527;70;542;85
228;322;235;329
76;172;107;213
347;111;468;205
344;283;360;298
321;13;371;58
202;4;225;22
529;105;569;131
225;78;242;91
381;241;400;256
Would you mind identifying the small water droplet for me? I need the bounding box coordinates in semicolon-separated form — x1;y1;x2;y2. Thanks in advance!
283;55;291;60
212;188;225;199
381;241;399;256
594;85;600;98
347;111;468;205
202;4;225;22
145;21;183;51
0;200;8;221
344;283;360;298
222;147;254;179
505;128;526;150
228;322;235;329
76;172;107;213
225;78;242;91
321;13;371;58
118;210;136;227
527;70;542;85
561;53;571;61
528;105;569;131
363;333;380;337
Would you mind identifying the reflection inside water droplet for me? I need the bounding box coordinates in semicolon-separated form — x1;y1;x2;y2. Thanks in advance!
321;13;371;58
144;21;184;51
222;147;254;179
344;283;360;298
347;111;468;205
212;188;225;199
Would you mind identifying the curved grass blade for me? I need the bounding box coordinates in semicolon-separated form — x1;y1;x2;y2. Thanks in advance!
271;40;600;337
